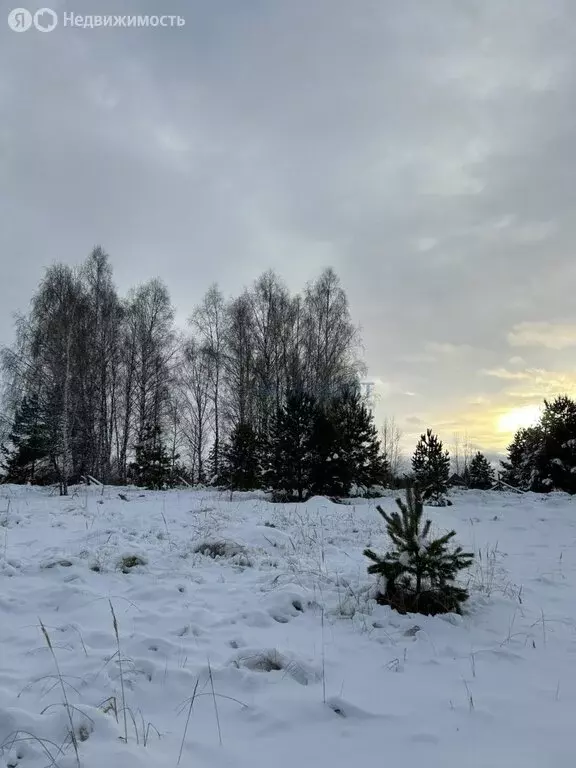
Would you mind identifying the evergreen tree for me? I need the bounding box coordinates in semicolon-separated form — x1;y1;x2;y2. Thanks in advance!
501;425;547;492
130;422;172;490
220;422;262;491
364;488;473;615
501;397;576;493
299;386;389;499
539;395;576;493
1;394;52;483
412;429;451;505
329;388;388;493
271;392;317;500
467;452;495;490
309;404;348;497
207;441;223;485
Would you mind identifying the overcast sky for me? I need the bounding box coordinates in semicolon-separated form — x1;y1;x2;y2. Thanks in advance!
1;0;576;455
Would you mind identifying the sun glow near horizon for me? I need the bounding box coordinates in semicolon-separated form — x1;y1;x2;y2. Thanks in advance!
497;404;542;434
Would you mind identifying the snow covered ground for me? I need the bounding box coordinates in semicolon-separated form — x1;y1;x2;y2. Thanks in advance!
1;485;575;768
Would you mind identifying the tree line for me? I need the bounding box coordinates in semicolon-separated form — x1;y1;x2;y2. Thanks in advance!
0;247;375;495
409;396;576;499
0;246;510;499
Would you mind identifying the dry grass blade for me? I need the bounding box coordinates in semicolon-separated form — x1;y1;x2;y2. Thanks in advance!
39;618;80;767
321;606;326;704
18;674;83;700
177;677;200;766
193;692;248;708
1;730;65;768
40;702;95;726
207;658;223;746
109;600;128;743
140;711;162;746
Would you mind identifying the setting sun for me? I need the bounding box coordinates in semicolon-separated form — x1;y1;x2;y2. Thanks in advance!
497;404;542;434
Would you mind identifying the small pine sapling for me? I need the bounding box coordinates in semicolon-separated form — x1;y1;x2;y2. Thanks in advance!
364;487;473;615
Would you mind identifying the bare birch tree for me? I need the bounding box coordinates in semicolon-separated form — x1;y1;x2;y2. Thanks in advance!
178;337;214;482
223;292;257;429
190;285;225;478
29;265;85;494
381;416;403;480
452;432;461;476
302;268;360;400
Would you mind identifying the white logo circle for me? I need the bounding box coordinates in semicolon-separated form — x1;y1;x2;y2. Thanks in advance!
7;8;32;31
33;7;57;31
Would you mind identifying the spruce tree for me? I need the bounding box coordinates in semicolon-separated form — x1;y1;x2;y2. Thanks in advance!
271;392;317;500
500;397;576;493
1;395;52;483
130;422;172;490
309;404;348;497
412;429;451;505
364;488;473;615
220;422;262;491
207;441;222;485
501;425;546;492
330;388;388;493
467;452;495;490
540;395;576;493
308;387;388;498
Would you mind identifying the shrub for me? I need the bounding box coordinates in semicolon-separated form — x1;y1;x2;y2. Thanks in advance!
118;554;147;573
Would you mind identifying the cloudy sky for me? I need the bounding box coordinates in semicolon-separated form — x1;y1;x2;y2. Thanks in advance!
1;0;576;456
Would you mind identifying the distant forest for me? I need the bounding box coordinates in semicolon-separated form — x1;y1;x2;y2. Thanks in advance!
0;247;383;495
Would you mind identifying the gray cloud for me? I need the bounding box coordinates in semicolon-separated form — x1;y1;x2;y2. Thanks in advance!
1;0;575;448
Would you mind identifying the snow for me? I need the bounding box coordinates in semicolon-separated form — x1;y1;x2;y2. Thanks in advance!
398;551;411;567
1;485;576;767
